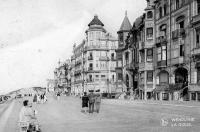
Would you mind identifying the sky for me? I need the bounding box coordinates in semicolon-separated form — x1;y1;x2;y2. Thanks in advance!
0;0;146;95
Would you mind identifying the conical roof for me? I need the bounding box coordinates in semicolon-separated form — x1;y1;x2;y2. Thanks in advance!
119;11;132;32
88;15;104;26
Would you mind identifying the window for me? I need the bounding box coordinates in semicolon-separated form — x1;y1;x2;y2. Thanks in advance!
196;29;200;48
162;93;169;100
198;0;200;14
146;28;153;39
197;68;200;83
111;53;115;60
159;71;169;84
101;75;106;78
180;45;184;56
162;46;167;60
112;75;115;81
191;93;196;100
147;71;153;82
101;51;106;57
89;63;93;70
176;0;180;9
89;75;92;81
179;21;184;29
147;49;153;62
119;34;123;42
157;47;162;61
147;11;153;19
159;7;162;18
164;4;167;16
157;46;167;61
140;51;145;62
125;52;129;64
118;73;123;80
140;72;144;83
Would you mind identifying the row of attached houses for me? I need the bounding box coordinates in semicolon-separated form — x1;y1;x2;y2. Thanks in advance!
116;0;200;101
53;0;200;101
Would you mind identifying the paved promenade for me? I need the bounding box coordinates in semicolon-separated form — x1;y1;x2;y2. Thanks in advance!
0;93;200;132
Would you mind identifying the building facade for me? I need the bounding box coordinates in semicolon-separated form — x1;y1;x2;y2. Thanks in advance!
116;12;132;93
118;0;200;101
71;15;118;95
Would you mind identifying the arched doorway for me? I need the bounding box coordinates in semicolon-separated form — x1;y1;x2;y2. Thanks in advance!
174;67;188;84
174;67;189;100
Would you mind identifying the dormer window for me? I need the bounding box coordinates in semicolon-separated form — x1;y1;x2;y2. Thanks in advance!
147;11;153;19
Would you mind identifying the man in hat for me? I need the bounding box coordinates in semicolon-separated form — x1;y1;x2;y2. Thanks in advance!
88;90;95;113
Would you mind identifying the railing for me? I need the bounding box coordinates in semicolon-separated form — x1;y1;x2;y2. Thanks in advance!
157;60;167;68
172;28;186;40
88;56;93;60
88;67;93;71
84;45;109;51
156;35;167;44
99;56;109;61
111;57;117;61
192;14;200;25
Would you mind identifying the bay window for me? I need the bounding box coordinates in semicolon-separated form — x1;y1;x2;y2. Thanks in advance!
147;71;153;82
146;27;153;39
147;49;153;62
157;45;166;61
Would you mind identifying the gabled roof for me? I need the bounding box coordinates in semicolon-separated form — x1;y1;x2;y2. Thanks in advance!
88;15;104;26
119;11;132;32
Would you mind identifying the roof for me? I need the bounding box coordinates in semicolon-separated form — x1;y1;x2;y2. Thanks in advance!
118;11;132;32
88;15;104;27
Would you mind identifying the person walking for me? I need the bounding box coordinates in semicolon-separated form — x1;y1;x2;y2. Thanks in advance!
81;92;89;113
33;94;37;104
95;90;101;113
88;90;95;113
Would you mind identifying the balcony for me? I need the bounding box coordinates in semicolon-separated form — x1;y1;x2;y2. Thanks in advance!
84;45;109;51
88;56;93;60
125;63;134;70
156;36;167;45
157;60;167;68
172;28;186;40
192;46;200;56
111;57;117;61
192;14;200;26
88;67;93;71
99;56;109;61
171;57;184;66
139;62;145;71
75;61;81;66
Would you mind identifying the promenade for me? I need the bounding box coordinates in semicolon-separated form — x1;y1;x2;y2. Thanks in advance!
0;93;200;132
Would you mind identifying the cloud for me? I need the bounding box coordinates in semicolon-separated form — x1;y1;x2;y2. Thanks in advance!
0;12;89;94
0;0;146;94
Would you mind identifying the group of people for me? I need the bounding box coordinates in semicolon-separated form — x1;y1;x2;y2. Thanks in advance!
81;90;101;114
33;93;47;104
